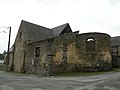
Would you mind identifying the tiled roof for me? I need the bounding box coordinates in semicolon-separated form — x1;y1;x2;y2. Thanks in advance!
17;20;72;42
52;23;72;36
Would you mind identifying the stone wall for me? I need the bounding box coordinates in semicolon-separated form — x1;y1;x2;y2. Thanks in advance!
13;23;26;72
24;32;112;75
52;33;77;73
24;33;78;75
52;32;112;73
25;39;54;75
76;33;112;71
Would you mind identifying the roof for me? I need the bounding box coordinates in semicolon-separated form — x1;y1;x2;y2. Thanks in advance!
21;20;53;41
111;36;120;46
16;20;73;42
52;23;72;36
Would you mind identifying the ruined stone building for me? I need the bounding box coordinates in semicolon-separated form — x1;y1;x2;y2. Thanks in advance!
6;20;112;75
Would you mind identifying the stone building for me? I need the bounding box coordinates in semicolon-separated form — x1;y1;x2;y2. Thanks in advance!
111;36;120;67
6;20;112;75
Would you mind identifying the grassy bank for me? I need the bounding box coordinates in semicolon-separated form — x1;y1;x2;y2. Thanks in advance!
55;68;120;77
54;71;106;77
6;68;120;77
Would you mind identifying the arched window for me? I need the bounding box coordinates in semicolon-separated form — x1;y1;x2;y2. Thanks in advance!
86;38;95;51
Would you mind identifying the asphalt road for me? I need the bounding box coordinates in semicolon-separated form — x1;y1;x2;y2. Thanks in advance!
0;71;120;90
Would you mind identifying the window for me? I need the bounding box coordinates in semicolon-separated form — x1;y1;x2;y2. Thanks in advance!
86;38;95;51
35;47;40;57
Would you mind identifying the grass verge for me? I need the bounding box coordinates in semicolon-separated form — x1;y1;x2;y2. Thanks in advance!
54;71;106;77
6;71;32;76
112;68;120;72
6;68;120;77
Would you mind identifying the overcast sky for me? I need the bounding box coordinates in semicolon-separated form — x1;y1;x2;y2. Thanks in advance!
0;0;120;53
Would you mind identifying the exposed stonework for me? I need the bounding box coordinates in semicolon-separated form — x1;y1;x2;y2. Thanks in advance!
76;33;112;71
24;32;112;75
24;39;54;75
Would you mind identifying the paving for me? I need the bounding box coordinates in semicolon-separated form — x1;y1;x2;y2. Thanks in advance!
0;71;120;90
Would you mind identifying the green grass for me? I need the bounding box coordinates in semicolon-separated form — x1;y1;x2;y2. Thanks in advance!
7;71;32;76
112;68;120;72
54;71;106;77
6;68;120;77
55;68;120;77
7;71;106;77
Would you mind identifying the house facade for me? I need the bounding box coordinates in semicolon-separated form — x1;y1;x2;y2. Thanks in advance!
6;20;112;75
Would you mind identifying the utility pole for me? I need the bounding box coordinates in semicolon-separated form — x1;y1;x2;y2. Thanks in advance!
0;26;11;66
6;27;11;66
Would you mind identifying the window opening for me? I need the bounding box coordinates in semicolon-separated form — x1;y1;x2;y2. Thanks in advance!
35;47;40;57
87;38;94;42
62;43;67;64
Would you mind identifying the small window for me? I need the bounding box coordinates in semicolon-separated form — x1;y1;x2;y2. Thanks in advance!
86;38;95;51
35;47;40;57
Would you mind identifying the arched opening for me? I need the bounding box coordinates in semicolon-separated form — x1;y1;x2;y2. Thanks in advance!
87;38;94;42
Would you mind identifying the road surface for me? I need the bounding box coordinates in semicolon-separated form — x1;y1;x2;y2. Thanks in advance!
0;71;120;90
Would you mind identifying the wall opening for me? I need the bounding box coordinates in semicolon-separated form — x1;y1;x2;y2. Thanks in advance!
35;47;40;57
86;38;95;51
62;43;67;64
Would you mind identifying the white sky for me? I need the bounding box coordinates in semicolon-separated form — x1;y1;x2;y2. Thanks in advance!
0;0;120;53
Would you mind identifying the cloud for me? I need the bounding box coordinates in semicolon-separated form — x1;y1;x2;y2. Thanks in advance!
110;0;120;7
0;0;120;52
